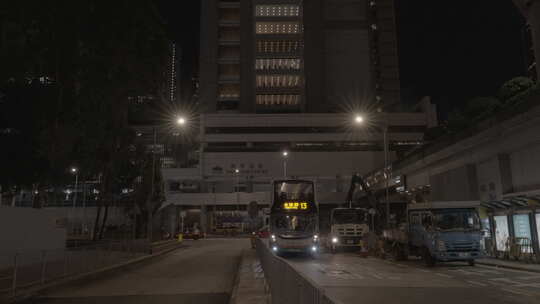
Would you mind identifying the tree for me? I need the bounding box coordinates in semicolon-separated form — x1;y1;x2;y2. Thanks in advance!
499;77;535;103
463;97;501;121
0;1;171;239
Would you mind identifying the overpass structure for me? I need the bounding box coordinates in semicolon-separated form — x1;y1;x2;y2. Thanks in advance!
363;95;540;259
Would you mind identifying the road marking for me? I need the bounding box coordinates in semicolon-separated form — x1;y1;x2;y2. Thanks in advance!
473;268;503;275
488;278;523;285
435;273;453;278
502;288;533;297
466;280;488;287
418;269;431;273
448;269;484;276
372;273;383;279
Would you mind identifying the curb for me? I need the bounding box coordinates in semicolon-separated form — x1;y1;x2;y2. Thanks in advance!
6;243;187;303
476;261;540;274
228;249;246;304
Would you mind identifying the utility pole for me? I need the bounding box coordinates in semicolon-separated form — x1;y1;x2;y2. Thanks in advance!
148;127;157;244
383;125;390;227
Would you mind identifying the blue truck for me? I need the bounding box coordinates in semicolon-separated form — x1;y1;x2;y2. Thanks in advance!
383;201;484;266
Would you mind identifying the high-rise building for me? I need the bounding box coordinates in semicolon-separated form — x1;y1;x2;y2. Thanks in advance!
160;0;430;234
200;0;400;114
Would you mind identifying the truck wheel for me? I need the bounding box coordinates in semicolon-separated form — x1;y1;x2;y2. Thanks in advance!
423;248;436;267
468;259;475;266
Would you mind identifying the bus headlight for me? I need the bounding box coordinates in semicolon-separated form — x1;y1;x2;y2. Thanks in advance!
332;237;338;244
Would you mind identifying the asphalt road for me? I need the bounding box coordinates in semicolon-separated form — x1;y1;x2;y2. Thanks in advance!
283;251;540;304
25;239;248;304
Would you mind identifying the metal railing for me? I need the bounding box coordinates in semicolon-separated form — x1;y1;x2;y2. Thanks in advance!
255;239;336;304
0;239;150;298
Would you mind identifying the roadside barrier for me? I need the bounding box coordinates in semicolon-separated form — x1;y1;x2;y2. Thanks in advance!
255;239;337;304
0;239;151;299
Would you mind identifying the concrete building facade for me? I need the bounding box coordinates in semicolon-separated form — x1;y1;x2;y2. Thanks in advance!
200;0;400;113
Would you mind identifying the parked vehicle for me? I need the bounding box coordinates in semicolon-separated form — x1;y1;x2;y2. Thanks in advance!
383;201;484;266
183;227;201;240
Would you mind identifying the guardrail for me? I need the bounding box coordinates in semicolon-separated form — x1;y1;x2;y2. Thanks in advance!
0;239;150;298
255;239;336;304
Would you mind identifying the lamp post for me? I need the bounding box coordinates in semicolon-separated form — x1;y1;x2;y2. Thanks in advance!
282;151;288;178
70;167;78;209
148;116;187;243
354;114;390;227
234;169;240;192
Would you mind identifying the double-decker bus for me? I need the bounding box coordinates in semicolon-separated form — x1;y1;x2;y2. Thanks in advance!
268;179;320;256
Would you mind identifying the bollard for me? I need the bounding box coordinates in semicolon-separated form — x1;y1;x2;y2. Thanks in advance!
40;251;47;284
177;233;183;243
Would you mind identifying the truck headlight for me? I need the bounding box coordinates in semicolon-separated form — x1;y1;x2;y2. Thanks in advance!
437;240;446;251
332;237;338;244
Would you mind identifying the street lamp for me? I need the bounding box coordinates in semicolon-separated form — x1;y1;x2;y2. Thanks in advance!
353;113;390;227
234;169;240;192
70;167;78;209
148;116;188;242
282;151;288;178
177;116;186;126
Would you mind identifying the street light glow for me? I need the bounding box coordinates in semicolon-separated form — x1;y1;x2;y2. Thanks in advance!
71;167;78;173
177;117;186;125
355;115;364;124
235;169;240;173
282;151;288;157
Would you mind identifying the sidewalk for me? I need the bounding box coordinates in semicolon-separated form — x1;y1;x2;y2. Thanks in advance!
476;258;540;273
229;249;268;304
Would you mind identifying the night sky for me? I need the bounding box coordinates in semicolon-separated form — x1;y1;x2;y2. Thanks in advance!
156;1;526;117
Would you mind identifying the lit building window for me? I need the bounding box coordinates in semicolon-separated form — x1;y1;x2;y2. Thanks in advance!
255;5;300;17
256;22;301;34
256;95;300;106
256;40;303;53
256;75;300;88
218;84;240;99
255;59;301;70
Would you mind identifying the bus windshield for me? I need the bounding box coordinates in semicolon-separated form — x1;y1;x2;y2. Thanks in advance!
273;215;317;233
274;181;314;202
433;209;481;231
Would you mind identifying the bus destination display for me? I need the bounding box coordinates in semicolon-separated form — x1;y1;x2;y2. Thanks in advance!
283;201;309;210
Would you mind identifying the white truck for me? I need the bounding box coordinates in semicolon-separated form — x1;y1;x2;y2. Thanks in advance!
328;208;370;253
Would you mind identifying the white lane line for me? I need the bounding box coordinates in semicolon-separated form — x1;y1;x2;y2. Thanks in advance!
466;280;488;287
502;288;533;297
370;273;383;279
435;273;453;278
418;269;431;273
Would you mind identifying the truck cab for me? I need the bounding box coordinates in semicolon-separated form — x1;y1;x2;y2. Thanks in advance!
408;202;484;266
328;208;369;253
